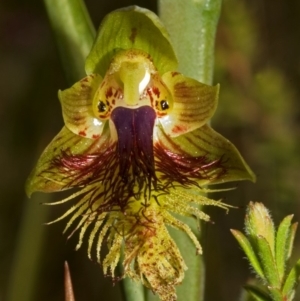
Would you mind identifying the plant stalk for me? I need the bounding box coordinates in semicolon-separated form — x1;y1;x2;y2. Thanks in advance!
152;1;222;301
43;0;96;83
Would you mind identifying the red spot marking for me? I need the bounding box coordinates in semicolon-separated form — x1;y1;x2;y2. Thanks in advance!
147;88;154;103
81;84;86;89
129;27;137;43
171;124;188;134
112;99;115;105
106;87;113;98
92;134;100;139
78;130;86;136
114;90;119;97
152;86;160;97
81;77;89;82
171;71;180;77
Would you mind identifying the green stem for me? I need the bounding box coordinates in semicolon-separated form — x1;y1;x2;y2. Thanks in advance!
121;246;145;301
122;277;145;301
153;1;222;301
158;0;221;85
6;195;50;301
7;1;96;301
43;0;96;83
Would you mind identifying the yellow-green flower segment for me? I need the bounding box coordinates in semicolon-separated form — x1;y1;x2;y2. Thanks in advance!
26;6;255;301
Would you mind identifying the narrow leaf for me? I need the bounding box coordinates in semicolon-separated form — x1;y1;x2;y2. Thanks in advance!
244;285;272;301
231;229;264;279
287;222;298;260
275;215;293;282
257;236;281;288
282;258;300;297
268;287;283;301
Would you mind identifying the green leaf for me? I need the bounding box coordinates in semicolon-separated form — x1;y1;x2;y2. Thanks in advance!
156;124;256;185
85;6;178;77
287;222;298;260
282;258;300;298
230;229;264;279
257;235;281;288
275;214;293;282
244;285;272;301
44;0;96;83
268;287;284;301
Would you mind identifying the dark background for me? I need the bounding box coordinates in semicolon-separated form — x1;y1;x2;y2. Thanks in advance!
1;0;300;300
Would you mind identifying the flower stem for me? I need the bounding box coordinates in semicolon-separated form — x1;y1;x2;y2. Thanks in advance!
158;0;222;85
43;0;96;83
153;1;222;301
6;195;49;301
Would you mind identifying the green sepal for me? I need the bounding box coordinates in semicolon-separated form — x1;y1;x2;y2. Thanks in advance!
25;126;111;196
244;285;272;301
156;124;256;186
161;72;219;136
257;235;280;288
230;229;265;279
85;6;178;77
282;258;300;299
275;214;293;282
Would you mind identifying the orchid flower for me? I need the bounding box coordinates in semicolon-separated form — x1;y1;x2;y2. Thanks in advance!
26;6;255;301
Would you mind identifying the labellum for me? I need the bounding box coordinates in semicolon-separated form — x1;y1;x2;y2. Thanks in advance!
26;6;255;301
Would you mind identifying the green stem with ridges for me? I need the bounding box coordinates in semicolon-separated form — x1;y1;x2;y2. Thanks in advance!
6;195;50;301
158;0;222;85
43;0;96;83
149;1;222;301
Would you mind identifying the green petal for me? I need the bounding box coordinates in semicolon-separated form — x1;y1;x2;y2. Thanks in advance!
85;6;178;76
26;126;111;196
59;74;105;139
160;71;219;137
156;124;255;185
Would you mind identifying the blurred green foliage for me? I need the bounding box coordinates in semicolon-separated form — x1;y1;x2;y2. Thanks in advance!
0;0;299;301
